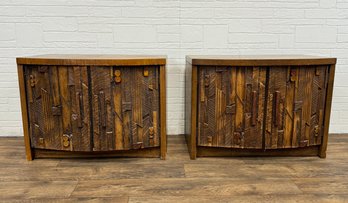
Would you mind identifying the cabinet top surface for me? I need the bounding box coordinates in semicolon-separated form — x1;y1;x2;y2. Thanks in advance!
186;55;336;66
17;54;167;66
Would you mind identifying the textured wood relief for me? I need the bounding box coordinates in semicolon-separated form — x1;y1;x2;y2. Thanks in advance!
26;65;160;152
90;66;160;151
197;66;266;149
197;65;328;150
265;66;328;149
25;66;91;151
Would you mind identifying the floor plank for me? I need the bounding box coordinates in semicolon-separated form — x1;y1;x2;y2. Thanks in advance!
0;134;347;202
71;178;303;197
128;195;348;203
0;181;77;199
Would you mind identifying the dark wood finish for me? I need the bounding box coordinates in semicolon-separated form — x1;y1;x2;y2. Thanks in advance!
197;66;266;149
186;55;336;66
17;54;166;66
25;65;91;152
33;147;160;158
185;63;198;159
17;55;166;160
17;65;33;161
160;65;167;160
319;64;336;158
1;135;348;202
265;66;328;149
186;55;336;159
90;66;160;151
197;145;320;157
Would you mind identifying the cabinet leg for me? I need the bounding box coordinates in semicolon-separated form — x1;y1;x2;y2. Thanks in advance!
319;150;327;158
190;153;197;160
160;151;166;160
26;153;34;161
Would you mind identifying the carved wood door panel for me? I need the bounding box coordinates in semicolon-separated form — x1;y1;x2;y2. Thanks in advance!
265;66;328;149
25;66;91;151
197;66;267;149
90;66;160;151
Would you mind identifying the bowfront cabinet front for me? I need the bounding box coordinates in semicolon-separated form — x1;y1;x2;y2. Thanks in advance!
25;66;91;152
90;66;161;151
197;66;266;149
265;66;328;149
17;55;166;160
185;55;336;159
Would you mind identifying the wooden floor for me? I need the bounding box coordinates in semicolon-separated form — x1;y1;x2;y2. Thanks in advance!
0;135;348;202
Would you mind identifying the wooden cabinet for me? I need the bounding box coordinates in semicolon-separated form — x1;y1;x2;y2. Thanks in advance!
17;55;166;160
185;55;336;159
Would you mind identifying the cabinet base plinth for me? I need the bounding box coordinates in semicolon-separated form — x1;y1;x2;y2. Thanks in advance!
196;146;322;158
32;147;161;159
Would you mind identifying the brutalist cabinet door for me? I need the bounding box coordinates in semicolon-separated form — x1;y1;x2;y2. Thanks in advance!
25;66;91;151
90;66;160;151
265;66;328;149
197;66;266;149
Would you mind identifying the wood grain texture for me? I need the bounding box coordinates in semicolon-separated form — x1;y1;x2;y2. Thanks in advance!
160;65;167;160
0;135;348;201
197;145;320;157
90;66;161;151
197;66;264;149
18;56;166;160
185;62;198;160
319;64;336;158
17;65;33;161
186;55;336;66
25;66;91;152
188;56;335;158
17;55;166;66
266;66;328;149
185;62;192;157
33;147;161;158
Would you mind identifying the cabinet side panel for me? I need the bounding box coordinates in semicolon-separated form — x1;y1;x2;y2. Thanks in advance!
17;65;33;160
185;62;197;159
154;66;161;148
159;65;166;159
319;64;335;158
185;62;192;153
